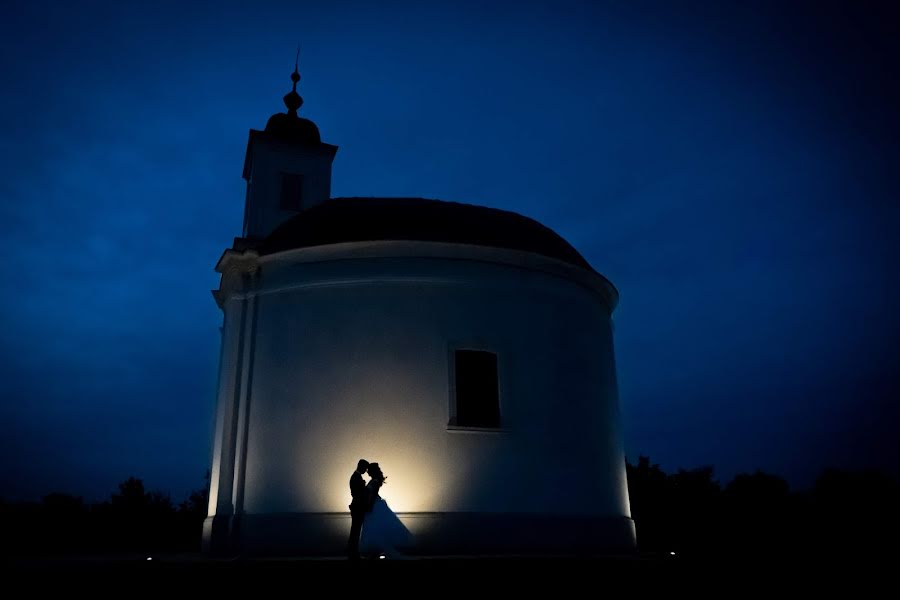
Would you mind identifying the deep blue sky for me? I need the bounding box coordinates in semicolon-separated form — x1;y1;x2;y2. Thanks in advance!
2;0;898;502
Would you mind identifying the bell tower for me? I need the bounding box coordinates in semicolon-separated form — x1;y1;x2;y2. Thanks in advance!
241;59;338;239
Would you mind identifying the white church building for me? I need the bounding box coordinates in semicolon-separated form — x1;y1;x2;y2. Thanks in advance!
203;66;636;555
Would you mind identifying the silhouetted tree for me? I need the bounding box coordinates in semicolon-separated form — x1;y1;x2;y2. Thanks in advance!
668;465;721;555
808;468;900;553
42;492;86;514
626;456;672;553
175;475;209;550
1;474;212;556
627;458;723;556
41;493;89;553
721;470;791;556
111;477;149;511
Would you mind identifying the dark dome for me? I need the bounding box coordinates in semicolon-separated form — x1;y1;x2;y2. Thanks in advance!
264;113;321;145
259;197;594;271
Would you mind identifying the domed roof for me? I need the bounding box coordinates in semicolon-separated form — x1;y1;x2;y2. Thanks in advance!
264;113;322;144
258;197;595;271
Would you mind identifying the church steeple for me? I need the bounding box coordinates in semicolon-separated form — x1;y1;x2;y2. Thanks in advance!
240;59;338;239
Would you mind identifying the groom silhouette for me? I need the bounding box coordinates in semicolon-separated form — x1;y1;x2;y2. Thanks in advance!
347;459;370;560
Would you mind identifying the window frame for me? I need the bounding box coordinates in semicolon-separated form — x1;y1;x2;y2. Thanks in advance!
447;344;504;433
279;172;305;211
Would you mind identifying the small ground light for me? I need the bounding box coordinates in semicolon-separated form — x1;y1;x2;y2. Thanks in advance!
147;557;153;561
669;552;676;556
379;555;386;560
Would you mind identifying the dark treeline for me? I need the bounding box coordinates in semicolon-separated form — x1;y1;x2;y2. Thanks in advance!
627;457;900;558
3;460;898;557
1;476;208;557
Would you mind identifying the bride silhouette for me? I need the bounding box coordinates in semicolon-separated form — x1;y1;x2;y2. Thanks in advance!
358;463;412;559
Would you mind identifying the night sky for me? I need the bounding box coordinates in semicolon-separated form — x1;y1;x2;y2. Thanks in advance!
2;0;898;502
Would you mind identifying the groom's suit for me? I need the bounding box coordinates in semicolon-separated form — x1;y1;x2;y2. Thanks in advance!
347;471;368;558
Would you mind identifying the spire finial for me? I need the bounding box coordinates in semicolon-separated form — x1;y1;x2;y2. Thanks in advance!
283;44;303;116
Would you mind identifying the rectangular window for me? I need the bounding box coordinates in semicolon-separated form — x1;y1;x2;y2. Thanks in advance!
280;173;304;211
452;349;500;428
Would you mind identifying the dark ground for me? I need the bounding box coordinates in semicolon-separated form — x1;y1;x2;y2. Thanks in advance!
4;550;890;591
4;465;896;589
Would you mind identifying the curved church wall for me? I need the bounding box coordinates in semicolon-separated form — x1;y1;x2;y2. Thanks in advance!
205;241;634;554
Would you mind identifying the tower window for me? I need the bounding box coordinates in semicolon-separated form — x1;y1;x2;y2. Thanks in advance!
451;350;500;429
280;173;304;211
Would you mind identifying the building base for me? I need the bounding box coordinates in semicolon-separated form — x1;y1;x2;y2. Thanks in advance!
203;512;636;557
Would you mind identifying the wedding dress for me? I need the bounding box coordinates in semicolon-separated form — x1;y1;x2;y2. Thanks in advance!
358;482;412;559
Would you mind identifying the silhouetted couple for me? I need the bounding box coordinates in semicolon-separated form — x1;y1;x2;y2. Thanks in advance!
347;459;410;560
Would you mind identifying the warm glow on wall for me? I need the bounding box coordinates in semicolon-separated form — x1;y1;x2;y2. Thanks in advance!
317;425;447;513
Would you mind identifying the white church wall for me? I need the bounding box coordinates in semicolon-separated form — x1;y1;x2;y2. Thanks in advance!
206;295;247;518
218;242;630;525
